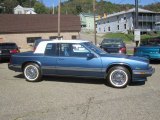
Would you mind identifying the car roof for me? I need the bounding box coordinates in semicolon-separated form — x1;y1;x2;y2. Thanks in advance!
40;39;89;44
103;38;122;41
34;39;90;54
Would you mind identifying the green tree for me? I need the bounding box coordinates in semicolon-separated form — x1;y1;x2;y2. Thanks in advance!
34;2;49;14
3;0;18;13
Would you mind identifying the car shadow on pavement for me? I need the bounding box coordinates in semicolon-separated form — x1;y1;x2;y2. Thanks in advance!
150;60;160;64
44;76;106;85
14;74;106;85
14;74;146;87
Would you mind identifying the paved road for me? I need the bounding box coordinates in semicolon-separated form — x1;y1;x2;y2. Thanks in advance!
0;62;160;120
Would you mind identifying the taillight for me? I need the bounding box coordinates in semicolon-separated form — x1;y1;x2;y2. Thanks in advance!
119;47;126;54
10;49;19;54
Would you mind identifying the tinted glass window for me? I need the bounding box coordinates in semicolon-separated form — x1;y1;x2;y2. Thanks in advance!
141;38;160;46
0;43;17;49
45;43;57;56
102;39;122;45
59;43;89;57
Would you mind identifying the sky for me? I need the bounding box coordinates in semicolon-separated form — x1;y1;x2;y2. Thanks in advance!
42;0;159;7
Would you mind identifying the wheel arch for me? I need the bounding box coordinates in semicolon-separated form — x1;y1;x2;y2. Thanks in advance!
22;61;41;71
106;63;132;79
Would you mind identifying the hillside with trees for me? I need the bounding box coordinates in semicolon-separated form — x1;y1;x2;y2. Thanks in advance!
0;0;160;14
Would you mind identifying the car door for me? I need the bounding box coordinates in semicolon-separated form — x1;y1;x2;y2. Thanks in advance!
41;43;58;75
56;43;103;78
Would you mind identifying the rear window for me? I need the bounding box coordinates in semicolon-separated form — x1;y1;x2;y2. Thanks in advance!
141;38;160;46
102;39;122;45
0;43;17;49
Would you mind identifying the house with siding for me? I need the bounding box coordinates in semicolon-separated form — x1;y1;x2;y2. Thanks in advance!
79;13;98;32
96;8;160;34
14;5;36;14
0;14;81;50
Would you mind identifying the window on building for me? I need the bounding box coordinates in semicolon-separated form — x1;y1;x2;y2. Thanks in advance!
117;25;119;30
124;17;126;20
49;36;58;39
108;27;110;31
27;37;41;43
72;35;77;39
124;24;126;29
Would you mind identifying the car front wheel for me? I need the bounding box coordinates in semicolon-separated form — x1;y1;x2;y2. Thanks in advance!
107;66;131;88
23;63;42;82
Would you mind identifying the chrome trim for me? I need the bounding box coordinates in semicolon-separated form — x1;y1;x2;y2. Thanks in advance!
133;66;155;75
42;66;102;72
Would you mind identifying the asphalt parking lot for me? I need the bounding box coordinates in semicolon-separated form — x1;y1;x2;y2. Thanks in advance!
0;62;160;120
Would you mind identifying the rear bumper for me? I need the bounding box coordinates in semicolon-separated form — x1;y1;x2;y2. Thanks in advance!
132;66;155;81
8;64;22;72
0;54;11;60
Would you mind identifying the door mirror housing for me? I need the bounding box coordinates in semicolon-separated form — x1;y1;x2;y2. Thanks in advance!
87;53;95;59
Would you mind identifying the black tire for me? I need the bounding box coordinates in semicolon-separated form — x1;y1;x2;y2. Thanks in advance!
107;66;131;88
23;63;42;82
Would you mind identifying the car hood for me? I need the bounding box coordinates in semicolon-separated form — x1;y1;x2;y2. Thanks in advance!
101;53;149;63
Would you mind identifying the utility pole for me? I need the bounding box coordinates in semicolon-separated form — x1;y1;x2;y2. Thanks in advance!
135;0;138;29
93;0;97;45
58;0;61;39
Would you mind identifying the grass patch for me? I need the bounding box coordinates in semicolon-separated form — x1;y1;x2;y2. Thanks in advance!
102;32;160;43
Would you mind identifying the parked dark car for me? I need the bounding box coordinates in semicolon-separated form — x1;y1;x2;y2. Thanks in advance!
0;42;20;62
100;38;126;54
134;37;160;60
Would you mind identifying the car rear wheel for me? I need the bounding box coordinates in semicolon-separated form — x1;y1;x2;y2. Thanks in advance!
107;66;131;88
23;63;42;82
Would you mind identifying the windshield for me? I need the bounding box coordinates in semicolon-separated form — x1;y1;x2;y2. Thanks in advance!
0;43;17;49
83;42;107;55
102;39;122;45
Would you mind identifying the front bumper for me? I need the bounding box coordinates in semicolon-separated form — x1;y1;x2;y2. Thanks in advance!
8;64;22;72
133;66;155;78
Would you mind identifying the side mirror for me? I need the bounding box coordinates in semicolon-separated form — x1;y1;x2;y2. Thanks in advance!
87;53;95;59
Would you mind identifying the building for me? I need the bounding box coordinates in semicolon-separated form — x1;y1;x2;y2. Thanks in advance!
0;14;81;50
96;8;160;34
79;13;98;32
14;5;36;14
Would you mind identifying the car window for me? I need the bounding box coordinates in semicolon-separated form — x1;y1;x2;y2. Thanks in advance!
0;43;17;49
45;43;57;56
84;42;106;55
141;39;160;46
59;43;89;57
102;39;122;45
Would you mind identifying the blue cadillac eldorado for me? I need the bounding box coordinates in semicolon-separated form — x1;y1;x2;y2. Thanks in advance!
8;40;155;88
